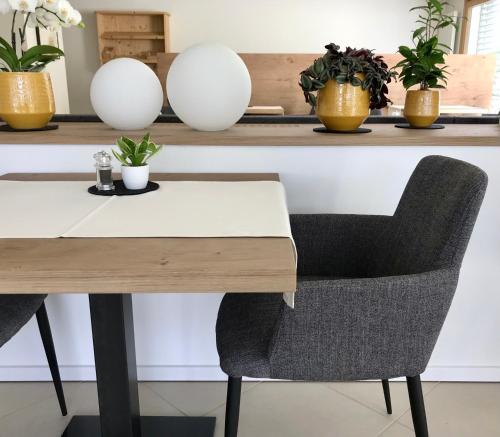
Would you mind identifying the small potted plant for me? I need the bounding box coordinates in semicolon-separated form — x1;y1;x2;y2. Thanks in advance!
0;0;84;130
299;44;395;131
394;0;460;128
112;133;163;190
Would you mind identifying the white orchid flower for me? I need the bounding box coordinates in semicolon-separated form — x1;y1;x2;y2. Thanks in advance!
41;0;60;13
8;0;37;13
0;0;12;14
68;8;80;25
57;0;72;22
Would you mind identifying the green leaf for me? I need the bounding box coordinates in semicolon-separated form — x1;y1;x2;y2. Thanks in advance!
430;0;443;12
117;138;133;155
20;45;64;69
0;37;17;59
335;74;347;84
398;46;415;60
351;76;362;87
112;149;129;165
0;47;19;71
300;74;313;90
412;27;426;40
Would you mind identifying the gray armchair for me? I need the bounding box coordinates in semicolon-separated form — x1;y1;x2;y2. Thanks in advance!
216;155;488;437
0;295;67;416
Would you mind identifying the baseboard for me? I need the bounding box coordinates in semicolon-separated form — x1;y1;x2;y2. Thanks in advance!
0;365;228;382
0;365;499;382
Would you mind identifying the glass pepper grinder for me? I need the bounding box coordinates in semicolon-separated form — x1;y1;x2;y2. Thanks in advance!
94;151;115;191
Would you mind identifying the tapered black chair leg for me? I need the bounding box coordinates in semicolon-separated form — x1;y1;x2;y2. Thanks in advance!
225;376;242;437
382;379;392;414
407;375;429;437
36;302;67;417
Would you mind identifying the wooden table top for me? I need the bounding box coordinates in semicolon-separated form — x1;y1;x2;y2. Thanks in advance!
0;122;498;147
0;173;297;294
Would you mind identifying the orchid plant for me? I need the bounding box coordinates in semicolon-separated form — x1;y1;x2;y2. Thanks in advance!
0;0;84;72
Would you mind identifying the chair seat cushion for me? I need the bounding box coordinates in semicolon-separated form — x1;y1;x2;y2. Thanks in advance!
0;295;46;348
216;293;283;378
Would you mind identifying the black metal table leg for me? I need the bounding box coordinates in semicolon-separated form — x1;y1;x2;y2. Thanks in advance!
62;294;215;437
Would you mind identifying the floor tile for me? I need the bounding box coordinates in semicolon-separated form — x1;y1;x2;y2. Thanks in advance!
146;381;259;416
328;381;439;417
398;383;500;436
0;382;182;437
138;384;185;416
210;382;396;437
379;422;415;436
0;383;55;419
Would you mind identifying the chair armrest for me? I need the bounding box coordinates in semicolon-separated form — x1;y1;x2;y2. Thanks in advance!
290;214;392;277
268;267;460;381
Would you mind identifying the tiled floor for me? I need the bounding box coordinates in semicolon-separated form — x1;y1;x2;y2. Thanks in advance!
0;381;499;437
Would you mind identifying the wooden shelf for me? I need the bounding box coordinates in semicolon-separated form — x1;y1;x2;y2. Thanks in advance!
101;32;165;40
96;11;170;68
0;123;498;147
137;57;158;64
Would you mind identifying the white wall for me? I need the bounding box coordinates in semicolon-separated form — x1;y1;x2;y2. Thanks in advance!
64;0;422;113
0;144;499;383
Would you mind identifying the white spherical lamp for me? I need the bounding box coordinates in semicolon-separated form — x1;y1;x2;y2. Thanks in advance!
90;58;163;130
166;43;252;131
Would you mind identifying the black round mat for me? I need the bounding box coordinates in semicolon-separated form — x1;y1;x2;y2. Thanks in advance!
313;127;372;134
395;123;445;130
88;180;159;196
0;124;59;132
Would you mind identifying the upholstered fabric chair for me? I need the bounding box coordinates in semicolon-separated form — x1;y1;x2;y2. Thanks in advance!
216;155;487;437
0;296;67;416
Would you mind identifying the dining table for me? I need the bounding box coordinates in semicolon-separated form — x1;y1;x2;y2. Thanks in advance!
0;172;297;437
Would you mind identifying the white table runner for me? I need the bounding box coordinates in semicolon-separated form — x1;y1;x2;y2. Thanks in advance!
0;180;296;306
64;181;292;238
0;181;112;238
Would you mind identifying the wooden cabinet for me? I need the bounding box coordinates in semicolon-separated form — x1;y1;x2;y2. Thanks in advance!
96;11;170;68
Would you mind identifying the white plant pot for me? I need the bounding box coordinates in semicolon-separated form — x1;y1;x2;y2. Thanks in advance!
121;164;149;190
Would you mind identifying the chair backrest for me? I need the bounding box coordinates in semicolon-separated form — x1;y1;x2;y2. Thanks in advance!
376;155;488;276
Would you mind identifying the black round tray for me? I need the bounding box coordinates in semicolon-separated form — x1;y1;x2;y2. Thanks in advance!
313;127;372;134
395;123;445;130
0;124;59;132
88;180;159;196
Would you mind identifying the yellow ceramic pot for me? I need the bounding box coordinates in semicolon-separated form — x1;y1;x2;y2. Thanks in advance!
0;72;55;129
403;90;439;128
316;75;370;131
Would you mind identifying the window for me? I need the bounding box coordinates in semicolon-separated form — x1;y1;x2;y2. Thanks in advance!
461;0;500;112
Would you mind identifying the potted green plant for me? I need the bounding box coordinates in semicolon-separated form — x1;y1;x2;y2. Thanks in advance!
299;44;396;131
394;0;460;127
112;133;163;190
0;0;83;129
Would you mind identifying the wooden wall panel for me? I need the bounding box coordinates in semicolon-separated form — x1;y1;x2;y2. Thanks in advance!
157;53;496;114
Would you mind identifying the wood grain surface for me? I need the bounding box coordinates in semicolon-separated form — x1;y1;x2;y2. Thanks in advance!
0;173;296;294
157;53;496;114
0;122;498;146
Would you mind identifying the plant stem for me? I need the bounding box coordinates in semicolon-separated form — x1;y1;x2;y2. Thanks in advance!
41;6;64;23
11;10;17;54
19;13;31;54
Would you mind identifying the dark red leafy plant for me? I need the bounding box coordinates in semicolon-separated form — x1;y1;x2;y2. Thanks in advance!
299;43;396;110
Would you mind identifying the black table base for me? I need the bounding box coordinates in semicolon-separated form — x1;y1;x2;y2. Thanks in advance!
65;294;215;437
62;416;216;437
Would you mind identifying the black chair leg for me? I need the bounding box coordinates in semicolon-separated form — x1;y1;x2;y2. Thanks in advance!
382;379;392;414
36;302;67;417
225;376;242;437
407;375;429;437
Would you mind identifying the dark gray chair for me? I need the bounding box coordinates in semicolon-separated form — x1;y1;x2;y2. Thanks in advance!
0;295;67;416
216;155;487;437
